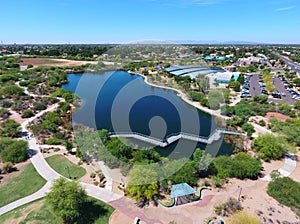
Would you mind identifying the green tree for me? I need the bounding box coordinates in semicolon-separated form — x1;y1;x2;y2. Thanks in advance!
233;81;241;92
193;148;212;177
0;119;21;137
0;85;24;98
241;123;255;137
46;177;87;223
126;167;158;202
1;139;28;163
65;140;73;152
208;90;224;110
22;109;34;118
196;75;210;93
34;102;47;111
252;134;285;161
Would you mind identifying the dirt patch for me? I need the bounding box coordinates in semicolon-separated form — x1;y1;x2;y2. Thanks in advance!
266;112;291;121
19;58;97;68
3;200;44;224
109;210;133;224
0;160;31;185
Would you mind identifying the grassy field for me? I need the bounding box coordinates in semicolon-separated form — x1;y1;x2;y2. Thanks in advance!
0;163;46;208
45;154;86;179
0;197;114;224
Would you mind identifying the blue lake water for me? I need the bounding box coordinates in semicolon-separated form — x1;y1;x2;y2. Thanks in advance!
63;71;233;158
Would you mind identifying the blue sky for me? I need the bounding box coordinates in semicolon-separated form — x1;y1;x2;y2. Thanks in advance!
1;0;300;44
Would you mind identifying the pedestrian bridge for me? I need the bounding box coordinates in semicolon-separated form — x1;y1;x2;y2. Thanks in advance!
110;129;245;148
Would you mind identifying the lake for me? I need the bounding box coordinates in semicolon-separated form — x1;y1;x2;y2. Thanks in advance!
63;71;233;159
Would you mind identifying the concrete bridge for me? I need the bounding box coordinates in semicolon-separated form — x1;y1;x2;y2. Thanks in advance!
110;129;245;148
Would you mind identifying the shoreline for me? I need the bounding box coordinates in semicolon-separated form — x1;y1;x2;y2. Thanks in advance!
129;71;229;120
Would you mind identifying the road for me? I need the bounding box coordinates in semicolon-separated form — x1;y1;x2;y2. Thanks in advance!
272;76;295;105
272;52;300;78
249;74;262;96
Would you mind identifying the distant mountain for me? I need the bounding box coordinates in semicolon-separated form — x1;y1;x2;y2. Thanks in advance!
169;40;267;45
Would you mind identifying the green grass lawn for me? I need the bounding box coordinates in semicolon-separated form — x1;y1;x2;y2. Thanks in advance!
45;154;86;180
0;163;46;208
0;197;115;224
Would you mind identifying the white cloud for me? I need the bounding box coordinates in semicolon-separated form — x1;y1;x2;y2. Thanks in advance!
275;6;295;11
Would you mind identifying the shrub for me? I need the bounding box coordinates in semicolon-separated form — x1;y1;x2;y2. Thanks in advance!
229;210;260;224
46;137;61;145
22;109;34;118
267;177;300;216
34;103;47;111
214;197;242;217
1;139;28;163
252;134;285;161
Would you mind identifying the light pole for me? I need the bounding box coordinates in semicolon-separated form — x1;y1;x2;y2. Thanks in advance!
65;166;71;179
238;185;242;201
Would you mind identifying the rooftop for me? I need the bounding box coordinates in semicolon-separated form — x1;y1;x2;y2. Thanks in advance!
171;183;196;199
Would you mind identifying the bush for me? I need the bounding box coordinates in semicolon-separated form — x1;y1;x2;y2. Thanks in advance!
1;139;28;163
211;153;262;180
46;137;61;145
214;197;242;216
267;177;300;216
22;109;34;118
241;123;255;137
90;173;96;179
258;120;266;127
34;102;47;111
229;210;260;224
252;134;285;161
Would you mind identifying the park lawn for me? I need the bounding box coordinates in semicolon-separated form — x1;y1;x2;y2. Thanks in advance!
45;154;86;179
0;163;46;208
0;197;115;224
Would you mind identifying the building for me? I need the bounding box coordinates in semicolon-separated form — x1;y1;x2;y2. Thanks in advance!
166;65;225;79
214;72;240;84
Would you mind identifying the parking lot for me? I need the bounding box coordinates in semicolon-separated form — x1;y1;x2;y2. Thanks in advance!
241;74;299;105
272;76;295;105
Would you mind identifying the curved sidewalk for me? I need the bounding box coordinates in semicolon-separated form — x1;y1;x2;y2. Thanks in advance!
261;152;297;182
0;182;52;216
0;103;122;217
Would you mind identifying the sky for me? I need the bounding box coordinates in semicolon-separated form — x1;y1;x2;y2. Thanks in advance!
1;0;300;44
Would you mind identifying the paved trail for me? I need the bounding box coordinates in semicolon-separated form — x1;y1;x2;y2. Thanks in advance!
0;102;122;216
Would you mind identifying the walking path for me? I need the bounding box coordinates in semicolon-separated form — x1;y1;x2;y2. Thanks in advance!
110;129;245;147
261;152;297;182
0;101;122;216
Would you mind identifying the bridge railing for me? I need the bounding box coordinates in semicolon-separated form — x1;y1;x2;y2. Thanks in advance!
110;128;245;144
110;132;164;143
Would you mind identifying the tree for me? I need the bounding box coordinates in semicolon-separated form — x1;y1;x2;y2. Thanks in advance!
193;148;212;177
22;109;34;118
0;119;21;137
0;108;10;119
233;81;241;92
126;167;158;202
0;85;24;98
34;102;47;111
208;90;224;110
1;139;28;163
196;75;210;93
241;123;255;137
46;177;87;223
65;140;73;152
252;134;285;161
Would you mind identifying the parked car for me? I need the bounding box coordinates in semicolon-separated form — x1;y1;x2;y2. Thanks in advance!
272;91;281;99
